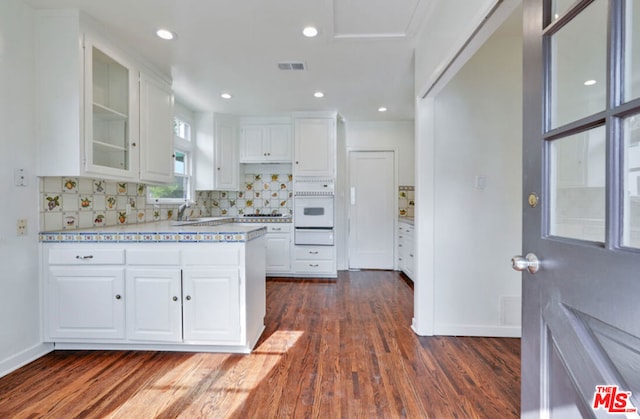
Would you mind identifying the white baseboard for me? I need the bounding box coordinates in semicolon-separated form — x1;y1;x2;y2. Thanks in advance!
0;343;54;378
434;324;521;338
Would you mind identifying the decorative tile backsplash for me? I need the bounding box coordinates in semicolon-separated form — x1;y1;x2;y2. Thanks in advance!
40;177;177;231
40;171;294;231
399;185;415;217
194;172;293;217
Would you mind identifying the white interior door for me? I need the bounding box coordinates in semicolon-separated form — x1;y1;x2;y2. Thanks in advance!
348;151;395;269
521;1;640;417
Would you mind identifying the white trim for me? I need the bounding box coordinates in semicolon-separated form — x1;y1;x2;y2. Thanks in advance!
434;324;521;338
0;343;54;378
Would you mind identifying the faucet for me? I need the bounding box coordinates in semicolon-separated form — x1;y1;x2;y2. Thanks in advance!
177;201;192;221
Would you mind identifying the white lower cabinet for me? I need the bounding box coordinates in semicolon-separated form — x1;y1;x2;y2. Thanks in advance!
42;240;266;352
397;221;415;280
47;267;125;340
293;245;336;277
265;224;292;274
182;268;241;343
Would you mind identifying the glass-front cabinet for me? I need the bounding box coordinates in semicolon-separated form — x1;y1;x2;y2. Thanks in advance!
35;11;172;183
84;41;139;179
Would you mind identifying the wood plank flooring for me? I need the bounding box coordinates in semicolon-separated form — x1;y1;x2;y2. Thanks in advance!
0;270;520;418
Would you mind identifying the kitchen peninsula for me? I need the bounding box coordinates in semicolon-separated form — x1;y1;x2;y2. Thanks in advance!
39;219;266;354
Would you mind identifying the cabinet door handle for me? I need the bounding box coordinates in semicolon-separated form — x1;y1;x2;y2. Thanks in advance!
75;255;94;260
172;296;178;301
185;295;192;301
309;264;319;267
272;227;282;231
309;251;319;254
115;294;122;300
398;244;403;247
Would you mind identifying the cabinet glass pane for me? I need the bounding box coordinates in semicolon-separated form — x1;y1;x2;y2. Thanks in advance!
92;47;129;171
626;1;640;101
623;114;640;248
549;1;607;129
551;0;575;22
549;126;606;242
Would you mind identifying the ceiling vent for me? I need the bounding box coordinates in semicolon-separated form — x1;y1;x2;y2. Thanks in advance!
278;62;306;71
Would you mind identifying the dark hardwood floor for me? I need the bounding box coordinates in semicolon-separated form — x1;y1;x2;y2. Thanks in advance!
0;270;520;418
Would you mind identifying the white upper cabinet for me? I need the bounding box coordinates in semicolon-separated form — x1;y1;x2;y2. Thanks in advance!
240;123;292;163
139;72;175;184
195;113;239;191
35;10;173;183
293;113;337;177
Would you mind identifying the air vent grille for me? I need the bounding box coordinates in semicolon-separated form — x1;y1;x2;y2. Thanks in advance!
278;62;306;70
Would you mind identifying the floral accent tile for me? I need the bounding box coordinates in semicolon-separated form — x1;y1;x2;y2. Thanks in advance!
106;196;117;210
62;178;78;192
117;182;127;195
45;194;61;212
93;212;106;227
79;196;92;210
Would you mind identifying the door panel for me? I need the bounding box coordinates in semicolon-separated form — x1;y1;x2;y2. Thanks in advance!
348;151;395;269
522;1;640;417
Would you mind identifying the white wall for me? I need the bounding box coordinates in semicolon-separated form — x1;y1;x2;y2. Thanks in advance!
345;121;414;185
413;5;523;337
414;0;499;98
0;0;54;377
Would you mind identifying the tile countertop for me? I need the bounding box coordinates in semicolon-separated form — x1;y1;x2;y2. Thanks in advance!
38;217;285;243
398;217;414;226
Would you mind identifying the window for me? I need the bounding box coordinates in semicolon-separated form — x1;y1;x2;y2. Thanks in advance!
148;114;193;203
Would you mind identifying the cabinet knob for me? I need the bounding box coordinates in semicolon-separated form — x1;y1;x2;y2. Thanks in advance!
295;161;299;164
132;142;137;147
217;167;221;171
115;294;122;300
186;295;192;301
172;296;178;301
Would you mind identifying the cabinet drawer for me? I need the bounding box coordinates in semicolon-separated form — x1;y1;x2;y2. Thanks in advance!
183;247;241;266
294;260;335;273
267;224;292;233
294;245;333;260
127;249;181;265
48;248;125;265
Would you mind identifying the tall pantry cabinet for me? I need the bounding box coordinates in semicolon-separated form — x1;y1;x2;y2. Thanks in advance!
35;10;174;183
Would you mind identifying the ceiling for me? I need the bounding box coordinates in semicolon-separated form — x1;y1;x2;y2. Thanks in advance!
24;0;435;121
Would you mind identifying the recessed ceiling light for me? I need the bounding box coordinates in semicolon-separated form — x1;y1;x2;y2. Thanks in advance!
378;107;388;112
314;91;324;98
302;26;319;37
221;93;232;99
584;79;597;86
156;29;175;40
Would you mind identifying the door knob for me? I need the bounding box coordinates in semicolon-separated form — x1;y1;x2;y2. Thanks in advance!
511;253;540;274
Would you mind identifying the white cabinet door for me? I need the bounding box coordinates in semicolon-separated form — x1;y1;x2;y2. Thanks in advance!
195;113;239;190
139;72;174;184
214;117;239;190
239;126;266;162
240;124;292;163
266;125;292;162
47;267;125;339
182;268;241;343
265;233;291;273
294;117;336;177
126;269;182;342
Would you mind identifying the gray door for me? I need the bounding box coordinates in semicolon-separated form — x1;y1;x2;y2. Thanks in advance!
521;0;640;417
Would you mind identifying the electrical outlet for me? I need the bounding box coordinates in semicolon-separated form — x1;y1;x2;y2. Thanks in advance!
17;219;27;236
